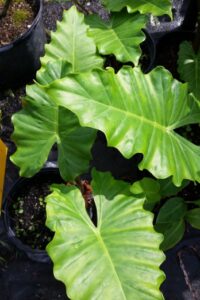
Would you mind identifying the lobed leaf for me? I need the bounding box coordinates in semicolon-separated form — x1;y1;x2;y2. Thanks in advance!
11;61;96;180
11;93;96;181
45;66;200;186
39;5;103;75
101;0;172;17
46;169;165;300
86;11;146;65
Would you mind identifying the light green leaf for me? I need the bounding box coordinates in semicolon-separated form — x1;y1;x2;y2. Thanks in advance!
37;60;72;85
155;197;187;250
11;83;96;180
46;66;200;186
178;41;200;100
185;208;200;229
86;11;146;64
11;104;96;181
46;170;165;300
130;177;161;211
101;0;172;17
39;5;103;74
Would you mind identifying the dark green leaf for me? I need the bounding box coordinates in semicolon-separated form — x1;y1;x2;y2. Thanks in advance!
155;197;187;250
159;178;189;198
178;41;200;100
130;177;161;211
185;208;200;230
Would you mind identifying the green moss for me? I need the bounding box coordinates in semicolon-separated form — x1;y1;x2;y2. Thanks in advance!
13;9;30;26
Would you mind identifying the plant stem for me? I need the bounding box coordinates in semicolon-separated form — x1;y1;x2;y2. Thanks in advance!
0;0;12;19
72;0;89;15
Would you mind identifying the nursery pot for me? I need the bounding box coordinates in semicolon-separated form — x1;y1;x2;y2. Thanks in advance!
140;29;156;73
161;230;200;300
0;0;46;89
3;167;64;263
146;0;197;41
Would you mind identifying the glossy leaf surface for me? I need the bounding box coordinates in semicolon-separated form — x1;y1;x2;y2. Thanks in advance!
178;41;200;100
86;11;146;64
39;5;103;74
11;61;96;180
155;197;187;250
46;66;200;186
11;93;96;180
46;170;165;300
102;0;172;16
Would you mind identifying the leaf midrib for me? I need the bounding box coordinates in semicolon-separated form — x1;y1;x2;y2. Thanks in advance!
81;97;173;132
95;229;127;299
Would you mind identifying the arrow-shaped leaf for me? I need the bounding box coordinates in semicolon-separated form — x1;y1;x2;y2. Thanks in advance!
46;169;165;300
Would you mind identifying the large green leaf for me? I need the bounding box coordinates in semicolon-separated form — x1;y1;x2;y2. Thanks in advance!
46;170;165;300
178;41;200;100
11;104;96;181
39;5;103;74
86;11;146;65
11;81;96;180
45;66;200;186
155;197;187;250
101;0;172;17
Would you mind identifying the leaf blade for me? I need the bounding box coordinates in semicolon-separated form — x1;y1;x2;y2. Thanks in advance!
46;66;200;185
46;170;165;300
86;11;146;64
102;0;172;17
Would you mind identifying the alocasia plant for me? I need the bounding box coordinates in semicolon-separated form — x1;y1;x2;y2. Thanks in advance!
10;2;200;299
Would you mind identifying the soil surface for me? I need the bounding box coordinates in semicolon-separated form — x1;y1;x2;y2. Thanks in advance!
9;179;53;250
0;0;36;46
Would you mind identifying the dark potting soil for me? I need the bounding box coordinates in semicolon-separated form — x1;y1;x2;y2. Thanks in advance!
9;178;54;250
0;0;36;46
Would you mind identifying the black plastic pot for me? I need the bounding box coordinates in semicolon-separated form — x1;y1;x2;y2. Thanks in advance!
0;0;46;89
3;167;63;263
140;29;156;73
161;228;200;300
146;0;197;41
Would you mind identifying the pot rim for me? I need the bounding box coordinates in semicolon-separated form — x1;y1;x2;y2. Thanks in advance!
3;167;62;262
0;0;43;52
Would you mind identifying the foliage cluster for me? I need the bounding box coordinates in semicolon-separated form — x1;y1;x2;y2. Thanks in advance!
10;1;200;299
